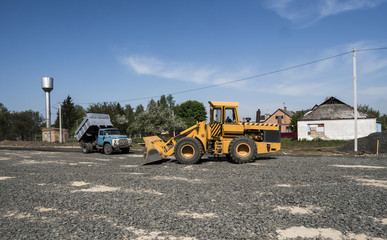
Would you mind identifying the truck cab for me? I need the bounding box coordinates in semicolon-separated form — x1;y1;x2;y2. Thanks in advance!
97;128;132;154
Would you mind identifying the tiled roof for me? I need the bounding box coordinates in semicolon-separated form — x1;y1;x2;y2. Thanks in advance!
299;97;375;121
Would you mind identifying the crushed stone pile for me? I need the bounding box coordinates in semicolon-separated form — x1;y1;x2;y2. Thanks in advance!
338;131;387;154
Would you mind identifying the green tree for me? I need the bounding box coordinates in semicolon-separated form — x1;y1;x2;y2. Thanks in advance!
131;98;185;136
157;95;168;109
379;114;387;131
0;103;10;140
9;110;43;140
290;109;310;132
358;104;380;118
175;100;207;127
358;104;387;130
135;104;144;115
69;105;86;136
124;104;134;135
126;104;145;135
166;94;175;108
124;104;135;122
54;96;86;136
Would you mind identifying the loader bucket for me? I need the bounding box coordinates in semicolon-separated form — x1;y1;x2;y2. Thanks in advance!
144;148;162;164
143;136;166;164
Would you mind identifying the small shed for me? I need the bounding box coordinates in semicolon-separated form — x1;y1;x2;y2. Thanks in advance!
42;128;69;142
297;97;376;140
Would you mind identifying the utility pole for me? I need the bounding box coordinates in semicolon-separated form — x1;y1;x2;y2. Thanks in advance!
353;48;358;152
172;110;176;137
59;102;62;143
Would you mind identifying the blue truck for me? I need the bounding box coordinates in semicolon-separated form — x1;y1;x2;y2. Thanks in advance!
75;113;132;155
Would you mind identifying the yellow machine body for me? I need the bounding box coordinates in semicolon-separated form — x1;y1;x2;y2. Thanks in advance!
143;101;281;164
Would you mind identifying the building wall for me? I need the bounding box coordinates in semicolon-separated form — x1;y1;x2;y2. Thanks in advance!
297;119;376;140
377;122;382;132
264;110;292;133
42;128;69;142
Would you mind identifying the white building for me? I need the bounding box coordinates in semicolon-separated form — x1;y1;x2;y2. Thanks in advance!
297;97;377;140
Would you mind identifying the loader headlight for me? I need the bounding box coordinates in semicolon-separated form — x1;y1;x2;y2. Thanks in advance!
127;138;132;144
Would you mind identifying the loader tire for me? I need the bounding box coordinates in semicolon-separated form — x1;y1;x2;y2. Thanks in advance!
229;136;257;164
104;143;113;155
175;137;202;164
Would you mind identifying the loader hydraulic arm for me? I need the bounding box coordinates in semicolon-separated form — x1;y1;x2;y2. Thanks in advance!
142;122;205;164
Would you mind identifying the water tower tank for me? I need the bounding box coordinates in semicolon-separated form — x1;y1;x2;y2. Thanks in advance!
41;77;53;92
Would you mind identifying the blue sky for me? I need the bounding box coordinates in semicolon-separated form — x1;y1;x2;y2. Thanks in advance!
1;0;387;122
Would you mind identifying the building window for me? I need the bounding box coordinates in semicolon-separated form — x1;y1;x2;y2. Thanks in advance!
308;124;325;138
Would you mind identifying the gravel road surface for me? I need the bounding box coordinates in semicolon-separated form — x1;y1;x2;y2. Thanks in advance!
1;150;386;239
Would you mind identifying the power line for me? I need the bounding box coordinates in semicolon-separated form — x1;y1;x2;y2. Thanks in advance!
78;47;387;105
357;47;387;52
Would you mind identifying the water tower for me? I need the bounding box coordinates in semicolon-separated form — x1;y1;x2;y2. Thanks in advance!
41;77;53;142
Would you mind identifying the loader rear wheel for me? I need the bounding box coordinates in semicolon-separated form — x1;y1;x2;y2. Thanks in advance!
229;136;257;164
104;143;113;155
175;137;202;164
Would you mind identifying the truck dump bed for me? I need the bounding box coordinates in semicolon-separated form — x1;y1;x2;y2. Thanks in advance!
75;113;113;141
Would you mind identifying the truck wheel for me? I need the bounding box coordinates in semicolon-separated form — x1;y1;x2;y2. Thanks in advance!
121;147;130;153
175;137;202;164
82;143;92;154
86;143;94;153
228;136;257;164
104;143;113;155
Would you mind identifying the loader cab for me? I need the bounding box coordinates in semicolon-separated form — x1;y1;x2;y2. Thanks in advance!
209;101;243;138
209;101;240;124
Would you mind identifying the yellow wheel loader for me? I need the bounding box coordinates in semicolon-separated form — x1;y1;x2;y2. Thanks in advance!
143;101;281;164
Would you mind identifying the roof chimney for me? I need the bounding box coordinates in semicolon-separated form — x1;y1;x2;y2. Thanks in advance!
284;106;287;111
256;109;261;123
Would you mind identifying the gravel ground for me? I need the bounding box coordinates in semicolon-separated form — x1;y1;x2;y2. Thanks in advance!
0;150;386;240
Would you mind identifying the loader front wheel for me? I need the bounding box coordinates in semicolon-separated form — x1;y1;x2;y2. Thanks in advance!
104;143;113;155
229;136;257;164
175;137;202;164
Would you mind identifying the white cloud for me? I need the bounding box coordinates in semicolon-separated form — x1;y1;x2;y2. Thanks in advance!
244;41;387;99
122;56;219;84
264;0;386;26
121;56;253;86
120;41;387;109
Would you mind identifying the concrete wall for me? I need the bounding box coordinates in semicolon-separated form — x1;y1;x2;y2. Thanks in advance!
298;119;376;140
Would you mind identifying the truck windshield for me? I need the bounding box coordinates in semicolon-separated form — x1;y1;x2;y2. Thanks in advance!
105;130;121;135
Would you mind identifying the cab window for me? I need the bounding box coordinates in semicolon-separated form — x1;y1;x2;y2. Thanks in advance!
213;108;221;123
225;108;236;123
